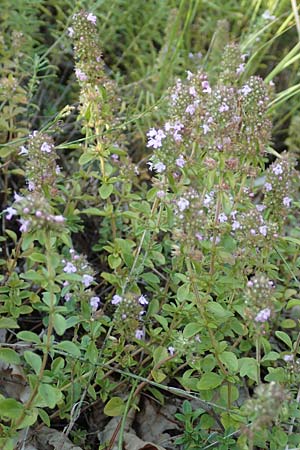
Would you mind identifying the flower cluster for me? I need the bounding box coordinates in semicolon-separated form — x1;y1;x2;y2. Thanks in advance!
69;10;119;133
111;293;149;340
263;152;299;221
244;274;275;327
5;191;65;234
61;248;99;311
146;44;273;179
19;131;60;193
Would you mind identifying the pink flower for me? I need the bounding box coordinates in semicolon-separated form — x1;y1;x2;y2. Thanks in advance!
146;128;166;149
63;262;77;273
255;307;271;323
5;207;17;220
202;80;211;93
75;68;88;82
87;13;97;24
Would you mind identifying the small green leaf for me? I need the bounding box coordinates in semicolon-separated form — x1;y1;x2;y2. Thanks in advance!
17;331;41;344
0;318;19;329
239;357;258;382
53;314;67;336
183;323;202;339
275;331;293;350
24;351;42;375
38;408;50;426
0;348;21;365
197;372;223;390
78;152;96;165
219;351;238;373
56;341;81;358
177;284;189;302
153;346;168;365
0;398;24;419
99;183;113;199
108;254;121;269
151;369;166;383
104;397;125;416
38;384;62;409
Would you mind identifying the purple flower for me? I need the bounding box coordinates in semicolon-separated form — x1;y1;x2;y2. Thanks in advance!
255;307;271;323
5;207;17;220
157;190;165;199
82;274;94;287
27;181;35;191
112;294;122;305
256;204;266;212
138;295;148;306
54;215;65;223
283;354;294;362
64;293;72;302
14;192;23;202
202;124;210;134
63;262;77;273
195;232;203;241
75;68;88;82
86;13;97;24
189;86;197;97
90;296;101;311
185;103;196;115
135;329;144;340
186;70;193;80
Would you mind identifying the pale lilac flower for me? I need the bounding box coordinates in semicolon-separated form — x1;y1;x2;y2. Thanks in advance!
176;155;185;168
240;84;252;96
63;262;77;273
14;192;23;202
135;329;144;340
247;281;253;287
218;213;228;223
64;293;72;302
75;68;88;82
67;27;74;37
255;307;271;323
177;198;189;212
157;190;165;199
27;181;35;191
283;354;294;362
185;103;196;115
55;165;61;175
232;220;240;231
195;232;203;241
111;154;119;161
5;207;17;220
189;86;197;97
203;192;214;207
90;296;100;311
236;63;245;75
202;80;211;93
138;295;148;306
35;210;42;217
259;225;268;236
147;128;166;149
272;164;283;175
82;274;94;287
41;142;52;153
219;103;229;113
186;70;193;80
202;124;210;134
283;196;292;207
151;161;166;173
230;210;237;219
168;346;175;356
112;294;122;305
19;219;30;233
256;204;266;212
19;146;28;155
262;10;275;20
250;229;256;235
265;182;272;192
86;13;97;24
